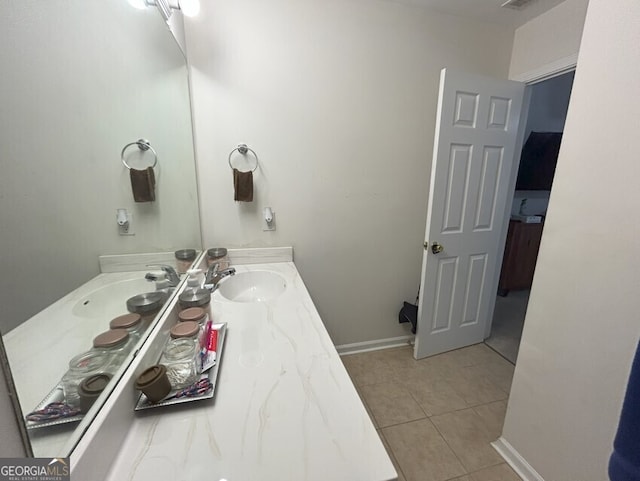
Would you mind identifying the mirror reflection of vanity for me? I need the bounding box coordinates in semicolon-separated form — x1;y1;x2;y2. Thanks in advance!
0;0;200;458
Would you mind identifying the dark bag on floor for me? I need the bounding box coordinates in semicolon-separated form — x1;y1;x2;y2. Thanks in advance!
398;301;418;334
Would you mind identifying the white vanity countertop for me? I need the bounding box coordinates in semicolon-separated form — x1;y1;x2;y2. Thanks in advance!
5;271;152;408
105;262;396;481
4;271;157;456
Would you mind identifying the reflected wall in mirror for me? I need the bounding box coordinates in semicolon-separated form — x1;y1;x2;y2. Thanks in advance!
0;0;200;457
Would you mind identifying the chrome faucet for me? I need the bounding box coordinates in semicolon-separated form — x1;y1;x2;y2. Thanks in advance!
204;263;236;291
145;264;181;287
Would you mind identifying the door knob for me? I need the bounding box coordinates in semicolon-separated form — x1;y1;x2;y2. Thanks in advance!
430;242;444;254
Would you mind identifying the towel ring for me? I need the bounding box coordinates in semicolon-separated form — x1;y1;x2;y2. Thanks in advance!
228;143;259;173
121;139;158;170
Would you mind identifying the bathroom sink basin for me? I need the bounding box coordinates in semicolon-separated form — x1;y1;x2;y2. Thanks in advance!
72;277;153;318
217;271;286;303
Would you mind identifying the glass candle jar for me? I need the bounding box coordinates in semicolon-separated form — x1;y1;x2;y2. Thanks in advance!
126;291;166;326
206;247;229;270
61;350;111;408
175;248;197;274
93;329;133;372
170;321;201;349
178;288;212;318
178;307;208;326
109;313;144;343
161;338;199;389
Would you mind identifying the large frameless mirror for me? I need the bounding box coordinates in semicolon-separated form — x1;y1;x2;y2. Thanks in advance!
0;0;200;457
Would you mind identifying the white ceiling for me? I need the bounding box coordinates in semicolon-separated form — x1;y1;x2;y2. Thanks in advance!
384;0;567;27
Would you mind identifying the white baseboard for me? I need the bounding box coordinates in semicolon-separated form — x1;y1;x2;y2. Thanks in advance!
492;437;546;481
99;252;176;272
336;335;415;356
228;247;293;264
99;247;293;273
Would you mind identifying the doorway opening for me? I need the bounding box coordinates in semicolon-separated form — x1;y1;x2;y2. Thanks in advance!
485;70;575;363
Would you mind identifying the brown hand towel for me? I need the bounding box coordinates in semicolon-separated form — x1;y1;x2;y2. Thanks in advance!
233;168;253;202
130;167;156;202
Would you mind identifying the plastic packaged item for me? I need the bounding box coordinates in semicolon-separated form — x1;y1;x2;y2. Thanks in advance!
93;329;134;372
109;313;145;342
161;338;199;389
178;307;208;326
61;350;111;408
200;320;222;372
206;247;229;270
175;249;197;274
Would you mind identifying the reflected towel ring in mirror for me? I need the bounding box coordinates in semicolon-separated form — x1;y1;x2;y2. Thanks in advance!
228;143;259;173
121;139;158;170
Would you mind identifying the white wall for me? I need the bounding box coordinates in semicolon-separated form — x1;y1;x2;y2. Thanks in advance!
185;0;514;346
509;0;588;81
166;10;188;57
0;1;200;333
501;1;640;480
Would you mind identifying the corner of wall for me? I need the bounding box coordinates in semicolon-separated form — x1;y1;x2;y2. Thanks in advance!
508;0;588;82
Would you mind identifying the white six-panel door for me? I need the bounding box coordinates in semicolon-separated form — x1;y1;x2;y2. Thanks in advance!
414;69;525;359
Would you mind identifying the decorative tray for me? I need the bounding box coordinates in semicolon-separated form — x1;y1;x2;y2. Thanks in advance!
134;322;227;411
25;384;84;430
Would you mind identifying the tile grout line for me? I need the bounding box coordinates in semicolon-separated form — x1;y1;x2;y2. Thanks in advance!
428;415;472;477
376;429;409;481
430;409;507;477
346;347;513;480
482;341;516;366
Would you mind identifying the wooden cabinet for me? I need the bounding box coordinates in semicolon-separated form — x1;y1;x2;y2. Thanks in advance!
498;220;544;294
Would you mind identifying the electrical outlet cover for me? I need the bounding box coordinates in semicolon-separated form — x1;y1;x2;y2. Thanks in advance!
118;213;135;235
263;212;276;231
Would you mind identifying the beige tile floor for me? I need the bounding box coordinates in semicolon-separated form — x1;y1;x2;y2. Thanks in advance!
341;343;521;481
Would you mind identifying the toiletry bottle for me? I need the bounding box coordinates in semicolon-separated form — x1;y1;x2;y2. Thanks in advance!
207;247;229;270
126;291;166;328
175;249;197;274
179;288;212;319
186;268;205;289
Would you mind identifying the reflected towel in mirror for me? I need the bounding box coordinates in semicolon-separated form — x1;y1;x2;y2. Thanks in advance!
130;167;156;202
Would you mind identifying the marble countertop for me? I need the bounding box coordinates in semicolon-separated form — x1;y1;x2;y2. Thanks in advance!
105;262;397;481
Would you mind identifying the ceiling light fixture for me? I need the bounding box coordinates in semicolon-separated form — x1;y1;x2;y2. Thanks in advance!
178;0;200;17
127;0;200;20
